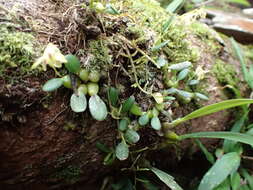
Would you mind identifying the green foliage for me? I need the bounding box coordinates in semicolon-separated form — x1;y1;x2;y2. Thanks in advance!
0;25;37;81
118;119;129;132
179;131;253;147
42;78;63;92
121;96;135;113
138;113;150;126
165;0;185;13
150;167;183;190
87;40;112;71
108;87;119;107
231;38;253;89
212;59;238;87
171;99;253;126
195;139;215;164
124;129;140;144
198;152;241;190
89;95;108;121
115;142;129;161
64;54;81;74
151;116;161;130
70;92;87;113
226;0;251;6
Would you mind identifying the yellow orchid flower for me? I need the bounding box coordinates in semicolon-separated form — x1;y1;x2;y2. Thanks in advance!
31;43;67;75
195;66;209;80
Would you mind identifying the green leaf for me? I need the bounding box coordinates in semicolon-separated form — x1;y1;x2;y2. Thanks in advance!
130;104;143;116
105;4;120;15
103;152;116;166
89;95;108;121
111;178;134;190
240;184;251;190
241;168;253;189
226;0;250;7
230;172;241;190
124;129;140;144
108;87;119;107
230;38;253;89
179;131;253;147
213;178;230;190
177;68;189;81
188;79;199;85
169;61;192;71
248;64;253;89
223;113;247;153
138;113;150;126
150;167;183;190
115;142;129;161
194;93;209;101
65;54;80;73
118;119;129;132
157;56;168;67
198;152;241;190
121;96;135;113
42;78;63;92
195;139;215;164
151;40;169;52
172;99;253;126
151;116;161;130
166;0;185;13
70;92;87;113
176;89;194;103
96;141;111;153
162;15;175;33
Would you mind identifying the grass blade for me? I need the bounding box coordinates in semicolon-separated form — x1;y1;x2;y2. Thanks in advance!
179;131;253;147
172;99;253;126
166;0;185;13
223;113;248;152
241;168;253;189
195;139;215;164
198;152;241;190
150;167;183;190
230;38;249;85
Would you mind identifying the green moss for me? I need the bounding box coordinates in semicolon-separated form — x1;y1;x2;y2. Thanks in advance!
86;39;112;71
212;59;239;86
51;165;82;183
0;24;39;82
190;22;221;54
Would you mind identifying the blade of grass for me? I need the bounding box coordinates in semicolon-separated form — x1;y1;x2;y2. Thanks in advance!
179;131;253;147
223;113;248;153
166;0;185;13
195;139;215;164
171;99;253;126
230;38;250;87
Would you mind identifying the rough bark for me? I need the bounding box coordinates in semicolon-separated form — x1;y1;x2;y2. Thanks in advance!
0;0;248;189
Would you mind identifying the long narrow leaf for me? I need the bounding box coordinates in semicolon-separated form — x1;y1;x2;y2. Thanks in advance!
195;139;215;164
198;152;241;190
172;99;253;126
179;132;253;147
150;167;183;190
223;113;248;152
231;38;249;85
241;168;253;189
166;0;185;13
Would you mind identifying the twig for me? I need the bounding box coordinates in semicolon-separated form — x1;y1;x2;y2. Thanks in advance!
46;107;68;125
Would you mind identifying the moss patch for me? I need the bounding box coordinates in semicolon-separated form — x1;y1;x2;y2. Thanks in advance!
51;165;82;183
212;59;239;86
0;23;39;83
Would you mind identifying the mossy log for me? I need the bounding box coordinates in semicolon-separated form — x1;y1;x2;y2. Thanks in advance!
0;0;249;189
